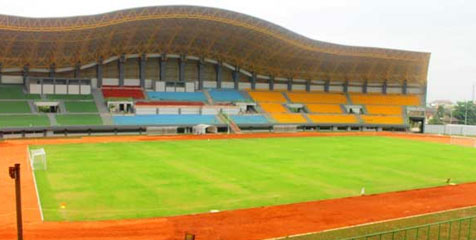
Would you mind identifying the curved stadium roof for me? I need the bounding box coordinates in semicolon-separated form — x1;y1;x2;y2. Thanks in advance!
0;6;430;85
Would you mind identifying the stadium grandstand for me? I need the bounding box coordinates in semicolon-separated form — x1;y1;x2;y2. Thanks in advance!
0;5;430;138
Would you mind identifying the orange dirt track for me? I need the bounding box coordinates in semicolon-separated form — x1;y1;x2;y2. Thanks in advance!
1;132;476;240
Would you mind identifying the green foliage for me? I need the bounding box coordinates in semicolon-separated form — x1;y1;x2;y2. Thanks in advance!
452;101;476;125
32;136;476;221
429;105;445;124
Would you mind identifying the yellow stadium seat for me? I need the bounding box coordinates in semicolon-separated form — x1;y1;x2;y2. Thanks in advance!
308;114;358;124
260;103;287;113
361;115;404;125
306;104;343;113
366;105;403;115
271;113;308;123
248;91;287;103
350;94;420;106
287;92;348;104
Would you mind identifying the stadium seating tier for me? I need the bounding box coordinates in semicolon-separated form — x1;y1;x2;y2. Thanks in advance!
230;115;269;124
361;115;404;125
366;105;403;115
102;88;145;99
208;89;249;102
259;103;287;113
306;104;343;114
113;115;220;125
350;94;420;106
308;114;358;124
271;113;307;123
287;92;348;104
248;91;287;103
147;92;207;102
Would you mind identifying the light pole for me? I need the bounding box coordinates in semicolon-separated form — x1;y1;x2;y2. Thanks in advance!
465;100;468;125
9;163;23;240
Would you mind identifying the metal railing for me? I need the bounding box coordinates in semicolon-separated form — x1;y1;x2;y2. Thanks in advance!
342;216;476;240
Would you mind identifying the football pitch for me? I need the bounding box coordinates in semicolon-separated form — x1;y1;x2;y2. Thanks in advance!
32;136;476;221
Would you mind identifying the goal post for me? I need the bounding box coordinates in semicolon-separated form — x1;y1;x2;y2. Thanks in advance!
29;148;47;170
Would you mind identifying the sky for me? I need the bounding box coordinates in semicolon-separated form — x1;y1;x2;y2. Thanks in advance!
1;0;475;102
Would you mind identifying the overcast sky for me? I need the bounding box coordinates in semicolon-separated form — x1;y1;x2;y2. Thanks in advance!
2;0;475;102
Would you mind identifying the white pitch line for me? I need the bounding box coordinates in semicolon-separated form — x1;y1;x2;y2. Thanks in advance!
27;145;45;221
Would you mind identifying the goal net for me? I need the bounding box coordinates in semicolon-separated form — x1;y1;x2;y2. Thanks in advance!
29;148;47;170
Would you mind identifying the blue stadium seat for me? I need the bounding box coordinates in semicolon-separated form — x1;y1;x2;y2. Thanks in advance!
208;89;249;102
113;115;220;125
230;115;269;124
147;92;207;101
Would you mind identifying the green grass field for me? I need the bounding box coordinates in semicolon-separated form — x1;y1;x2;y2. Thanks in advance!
32;136;476;221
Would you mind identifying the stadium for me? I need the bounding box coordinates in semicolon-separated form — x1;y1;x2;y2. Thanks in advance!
2;5;476;240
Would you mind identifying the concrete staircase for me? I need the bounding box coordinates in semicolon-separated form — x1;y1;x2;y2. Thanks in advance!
302;113;312;123
27;100;38;113
203;89;214;104
47;113;58;126
92;88;114;125
218;113;242;134
281;92;292;103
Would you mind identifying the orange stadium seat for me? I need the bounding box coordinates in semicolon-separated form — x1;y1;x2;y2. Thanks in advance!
350;94;420;106
308;114;358;124
271;113;307;123
306;104;343;114
286;92;348;104
361;115;404;125
260;103;287;113
366;105;403;115
248;91;287;103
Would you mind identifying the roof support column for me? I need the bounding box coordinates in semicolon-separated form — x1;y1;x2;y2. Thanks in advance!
422;83;428;106
402;80;408;94
324;80;330;92
216;62;222;89
22;65;29;86
382;80;388;94
159;54;166;81
197;58;204;90
0;63;3;83
49;64;55;78
362;80;368;93
179;55;185;82
232;68;239;90
96;57;103;88
305;79;311;92
118;55;125;86
250;72;256;90
343;80;348;93
139;54;146;88
287;78;292;91
74;63;80;79
269;76;274;90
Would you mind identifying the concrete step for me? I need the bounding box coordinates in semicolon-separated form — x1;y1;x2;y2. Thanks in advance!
47;113;58;126
302;113;312;123
203;89;214;104
92;88;114;125
28;100;37;113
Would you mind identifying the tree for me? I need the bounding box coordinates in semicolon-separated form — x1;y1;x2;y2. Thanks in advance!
452;101;476;125
428;105;445;124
